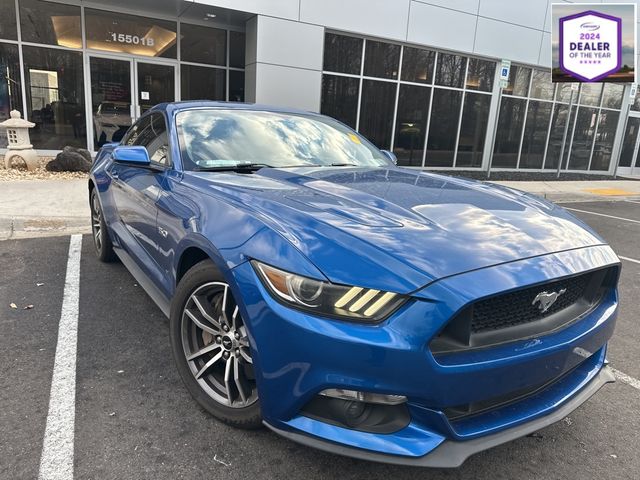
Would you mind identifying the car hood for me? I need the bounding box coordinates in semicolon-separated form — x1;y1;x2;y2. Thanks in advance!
186;167;605;293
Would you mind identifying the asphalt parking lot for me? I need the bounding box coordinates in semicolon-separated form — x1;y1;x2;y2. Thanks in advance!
1;199;639;480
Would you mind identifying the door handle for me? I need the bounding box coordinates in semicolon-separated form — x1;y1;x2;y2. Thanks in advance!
111;168;119;179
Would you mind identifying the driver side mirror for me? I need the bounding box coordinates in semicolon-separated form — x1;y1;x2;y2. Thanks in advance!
381;150;398;165
113;146;150;167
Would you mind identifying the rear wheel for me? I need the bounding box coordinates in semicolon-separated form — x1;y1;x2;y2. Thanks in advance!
170;260;261;429
90;188;116;262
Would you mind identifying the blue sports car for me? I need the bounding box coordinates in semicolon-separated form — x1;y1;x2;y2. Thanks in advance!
89;101;619;467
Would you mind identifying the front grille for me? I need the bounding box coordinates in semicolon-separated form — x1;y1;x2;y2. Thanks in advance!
431;266;617;354
471;274;589;333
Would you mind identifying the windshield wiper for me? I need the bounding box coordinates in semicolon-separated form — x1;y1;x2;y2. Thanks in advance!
193;162;274;172
329;162;358;167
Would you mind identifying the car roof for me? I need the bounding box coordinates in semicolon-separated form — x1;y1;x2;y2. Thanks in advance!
152;101;319;118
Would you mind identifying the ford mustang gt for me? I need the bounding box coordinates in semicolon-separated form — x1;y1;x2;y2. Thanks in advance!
89;101;619;467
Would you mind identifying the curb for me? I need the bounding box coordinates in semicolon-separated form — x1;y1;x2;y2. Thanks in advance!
0;216;90;241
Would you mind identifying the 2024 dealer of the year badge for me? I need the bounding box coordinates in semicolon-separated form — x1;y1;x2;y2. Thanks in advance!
560;10;621;82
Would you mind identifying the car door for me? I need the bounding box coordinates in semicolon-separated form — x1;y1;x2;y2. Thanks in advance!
109;112;171;282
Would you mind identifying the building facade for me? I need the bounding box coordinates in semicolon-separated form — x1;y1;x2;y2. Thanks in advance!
1;0;640;176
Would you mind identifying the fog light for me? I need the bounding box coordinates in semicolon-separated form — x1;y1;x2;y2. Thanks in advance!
319;388;407;405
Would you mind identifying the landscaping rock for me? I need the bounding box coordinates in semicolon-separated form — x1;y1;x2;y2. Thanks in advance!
46;146;92;173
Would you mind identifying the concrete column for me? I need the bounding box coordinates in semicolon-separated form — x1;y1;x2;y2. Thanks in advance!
245;15;324;111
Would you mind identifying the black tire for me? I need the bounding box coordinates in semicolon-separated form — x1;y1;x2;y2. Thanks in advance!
90;188;116;263
170;259;262;429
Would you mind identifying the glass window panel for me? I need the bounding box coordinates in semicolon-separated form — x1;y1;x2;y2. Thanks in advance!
181;65;226;101
631;93;640;111
321;74;359;129
89;57;131;150
85;9;177;58
503;65;530;97
555;83;576;103
180;23;226;66
363;40;400;79
601;83;623;109
456;93;491;168
323;33;362;74
520;101;552;169
359;79;396;149
0;0;17;40
567;107;597;170
529;70;554;100
229;70;244;102
466;58;494;92
401;47;435;84
425;88;463;167
393;85;431;166
590;111;619;171
0;43;23;148
544;104;571;169
618;117;640;167
19;0;81;47
229;31;245;68
434;53;466;88
578;83;602;106
492;97;526;167
137;62;174;114
23;46;85;149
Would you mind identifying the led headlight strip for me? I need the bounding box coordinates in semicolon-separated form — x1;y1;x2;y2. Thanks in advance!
252;261;404;322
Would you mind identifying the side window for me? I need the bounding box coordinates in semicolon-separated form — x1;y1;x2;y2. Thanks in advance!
123;113;170;166
122;116;150;146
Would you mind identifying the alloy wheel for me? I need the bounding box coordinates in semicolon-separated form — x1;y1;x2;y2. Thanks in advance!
181;282;258;408
91;192;102;252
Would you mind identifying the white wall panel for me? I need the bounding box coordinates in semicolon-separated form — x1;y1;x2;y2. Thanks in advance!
408;2;477;52
300;0;411;41
474;17;543;64
539;32;552;67
411;0;479;14
255;17;324;71
194;0;299;20
254;63;322;111
479;0;548;30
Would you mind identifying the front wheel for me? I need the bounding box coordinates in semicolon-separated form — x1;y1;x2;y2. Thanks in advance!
170;260;261;429
90;188;116;262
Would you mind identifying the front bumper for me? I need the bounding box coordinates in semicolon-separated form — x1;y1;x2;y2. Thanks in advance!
230;245;619;465
265;364;615;467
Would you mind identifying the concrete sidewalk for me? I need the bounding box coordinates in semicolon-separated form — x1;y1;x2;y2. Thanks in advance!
0;179;90;240
0;177;639;240
492;179;640;202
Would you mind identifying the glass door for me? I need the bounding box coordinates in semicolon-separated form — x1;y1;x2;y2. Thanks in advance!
618;114;640;176
89;56;133;150
134;61;176;116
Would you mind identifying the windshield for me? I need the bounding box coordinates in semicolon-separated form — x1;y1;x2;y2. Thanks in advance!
176;109;391;170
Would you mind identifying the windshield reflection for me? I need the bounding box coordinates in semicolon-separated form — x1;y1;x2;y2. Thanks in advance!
176;109;390;170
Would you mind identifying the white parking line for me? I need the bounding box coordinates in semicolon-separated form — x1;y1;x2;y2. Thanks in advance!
611;367;640;391
38;235;82;480
620;256;640;265
564;207;640;225
624;200;640;205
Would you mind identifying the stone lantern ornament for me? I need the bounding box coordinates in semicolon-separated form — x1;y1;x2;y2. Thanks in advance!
1;110;39;171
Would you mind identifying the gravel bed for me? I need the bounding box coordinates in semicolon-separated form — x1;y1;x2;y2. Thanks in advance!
0;156;88;181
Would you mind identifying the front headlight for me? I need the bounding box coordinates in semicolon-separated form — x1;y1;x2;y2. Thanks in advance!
252;261;405;323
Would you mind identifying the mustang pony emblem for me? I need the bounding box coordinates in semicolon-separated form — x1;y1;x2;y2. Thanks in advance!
532;289;567;313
